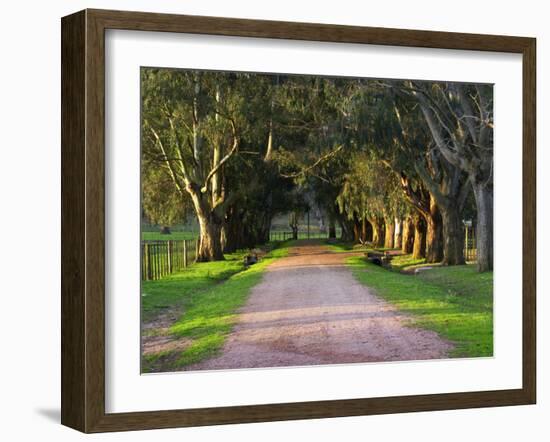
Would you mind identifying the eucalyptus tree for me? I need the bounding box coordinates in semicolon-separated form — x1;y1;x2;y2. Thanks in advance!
392;88;472;265
406;81;494;271
271;75;358;240
337;151;407;248
141;68;273;261
346;81;440;261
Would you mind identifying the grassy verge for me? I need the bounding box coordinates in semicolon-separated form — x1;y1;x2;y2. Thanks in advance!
346;256;493;358
388;254;428;272
142;244;289;372
141;251;247;323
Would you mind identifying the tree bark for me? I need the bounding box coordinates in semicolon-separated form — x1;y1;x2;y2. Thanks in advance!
425;198;443;263
353;218;361;243
289;211;299;240
412;214;426;259
384;217;395;248
440;204;465;265
394;218;403;249
328;216;337;239
402;217;414;253
473;183;493;272
339;218;354;242
188;188;225;262
369;217;384;247
362;218;373;242
196;212;224;262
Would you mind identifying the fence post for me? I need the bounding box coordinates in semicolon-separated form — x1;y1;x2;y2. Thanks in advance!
145;243;151;280
183;240;188;268
465;227;469;261
167;240;172;274
155;243;159;280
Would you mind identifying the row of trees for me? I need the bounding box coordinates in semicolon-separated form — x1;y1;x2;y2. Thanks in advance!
141;68;493;271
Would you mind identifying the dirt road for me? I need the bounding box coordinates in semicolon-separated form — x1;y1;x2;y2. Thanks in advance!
188;241;452;370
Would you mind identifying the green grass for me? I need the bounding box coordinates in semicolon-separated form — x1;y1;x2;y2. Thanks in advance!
142;231;198;241
346;256;493;358
141;252;247;323
142;245;289;371
388;254;427;272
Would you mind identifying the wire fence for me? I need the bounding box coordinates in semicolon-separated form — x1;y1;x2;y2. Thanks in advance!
141;239;198;281
141;226;478;281
269;231;328;241
269;230;337;241
464;225;477;262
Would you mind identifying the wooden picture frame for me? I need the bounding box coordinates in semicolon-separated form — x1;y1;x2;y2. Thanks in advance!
61;8;536;433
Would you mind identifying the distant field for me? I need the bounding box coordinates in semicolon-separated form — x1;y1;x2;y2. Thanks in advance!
142;228;337;242
142;231;198;241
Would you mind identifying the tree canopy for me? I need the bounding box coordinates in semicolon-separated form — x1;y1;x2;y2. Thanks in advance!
141;68;493;271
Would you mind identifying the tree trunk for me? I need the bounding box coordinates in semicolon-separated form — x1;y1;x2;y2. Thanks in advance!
328;216;336;239
339;219;354;242
362;218;373;242
369;218;384;247
394;218;402;249
353;216;362;243
220;221;229;252
188;189;225;262
222;209;245;253
424;198;443;263
384;218;395;248
473;183;493;272
289;211;299;240
412;215;426;259
425;215;443;263
402;217;414;254
196;213;224;262
440;204;465;265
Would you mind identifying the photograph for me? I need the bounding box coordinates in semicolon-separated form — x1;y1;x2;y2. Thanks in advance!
139;68;494;374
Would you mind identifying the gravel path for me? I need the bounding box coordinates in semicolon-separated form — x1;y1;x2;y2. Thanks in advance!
188;241;452;370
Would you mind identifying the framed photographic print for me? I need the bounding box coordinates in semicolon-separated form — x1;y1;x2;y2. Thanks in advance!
61;9;536;433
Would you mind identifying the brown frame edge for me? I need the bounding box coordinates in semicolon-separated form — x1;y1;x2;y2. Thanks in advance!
61;8;536;433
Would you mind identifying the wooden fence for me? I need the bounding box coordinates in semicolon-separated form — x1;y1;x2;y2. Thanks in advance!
269;230;330;241
141;239;198;281
270;231;295;242
464;225;477;262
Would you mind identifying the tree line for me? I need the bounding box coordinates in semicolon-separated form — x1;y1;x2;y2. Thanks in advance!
141;68;493;271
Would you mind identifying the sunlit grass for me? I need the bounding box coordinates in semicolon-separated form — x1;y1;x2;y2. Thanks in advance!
141;251;247;323
389;254;427;271
346;256;493;358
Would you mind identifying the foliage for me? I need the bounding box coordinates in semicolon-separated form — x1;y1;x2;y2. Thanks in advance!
141;164;192;227
141;67;493;268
